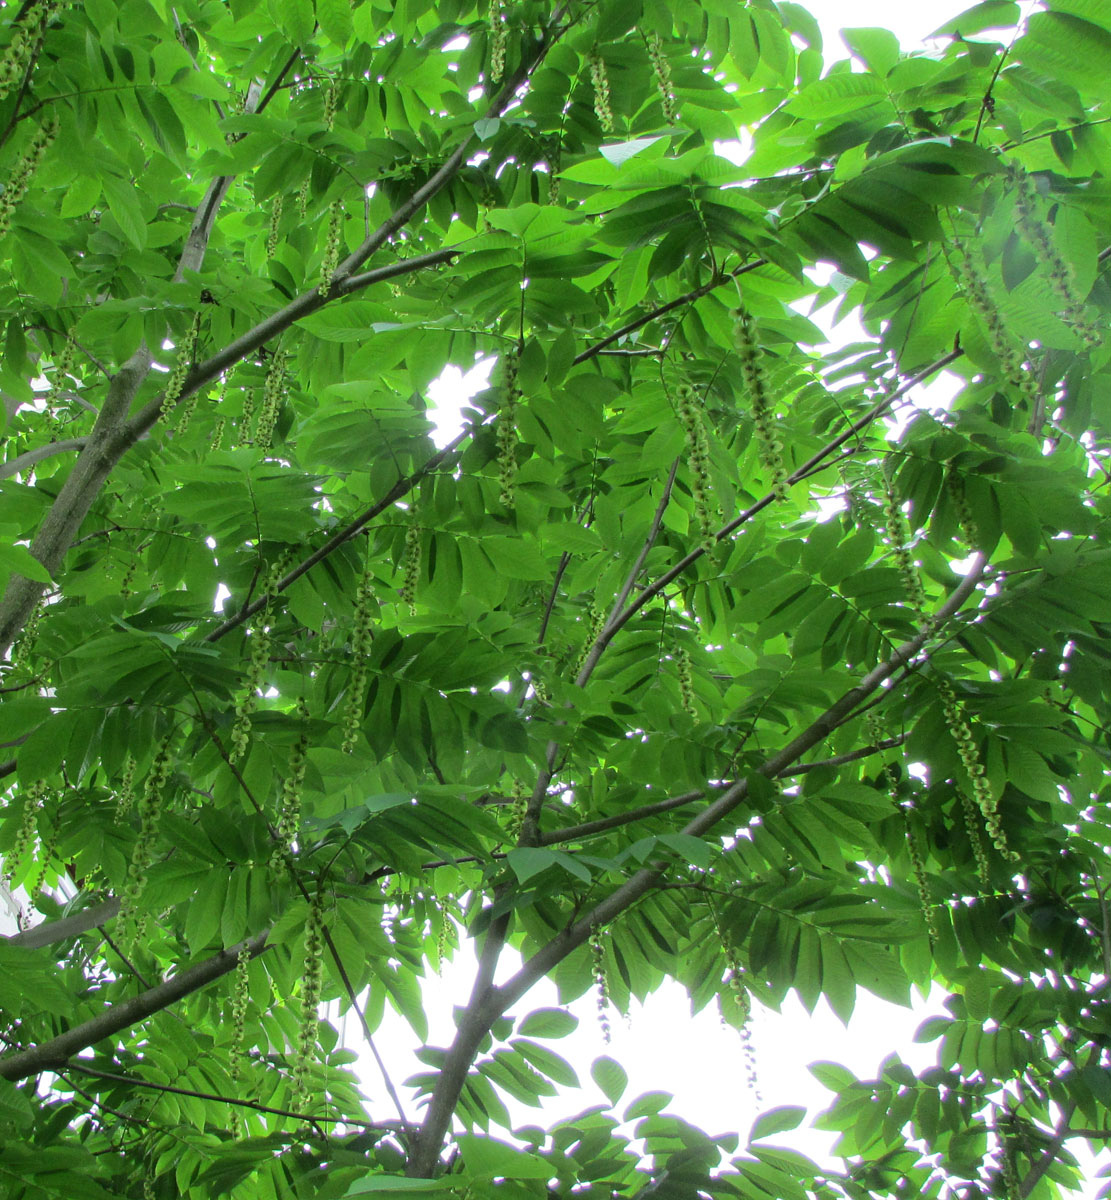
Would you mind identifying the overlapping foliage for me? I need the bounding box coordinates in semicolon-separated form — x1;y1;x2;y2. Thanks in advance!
1;0;1110;1195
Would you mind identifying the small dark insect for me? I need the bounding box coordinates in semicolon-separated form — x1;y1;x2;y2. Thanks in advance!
983;94;996;116
199;288;218;305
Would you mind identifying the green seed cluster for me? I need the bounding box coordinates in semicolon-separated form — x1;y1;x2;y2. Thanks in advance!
999;1126;1020;1200
342;550;375;754
573;602;605;680
720;939;759;1094
4;779;46;887
228;945;252;1111
1011;168;1100;349
238;378;256;446
266;194;282;262
273;698;310;868
506;778;528;843
588;48;614;134
296;177;310;218
319;199;343;296
114;755;137;822
675;384;718;553
323;82;337;132
0;111;58;237
497;347;521;509
645;31;677;124
231;562;283;761
676;647;696;717
0;3;56;102
902;806;940;943
958;787;992;889
945;469;979;549
734;307;789;503
936;676;1016;863
118;735;174;949
400;521;421;612
293;898;324;1115
881;467;928;618
159;311;202;421
45;329;77;412
27;818;57;905
210;414;226;451
254;350;286;451
10;597;42;671
590;925;612;1044
955;246;1039;409
488;4;506;83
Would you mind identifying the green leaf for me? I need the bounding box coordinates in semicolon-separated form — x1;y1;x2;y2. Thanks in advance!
750;1105;807;1141
517;1009;579;1039
591;1056;628;1105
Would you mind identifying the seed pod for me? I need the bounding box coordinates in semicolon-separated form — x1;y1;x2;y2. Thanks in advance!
319;199;343;296
958;787;992;889
936;675;1016;863
400;520;421;612
734;306;789;502
254;350;286;451
231;560;284;760
114;755;137;821
292;897;325;1115
342;549;375;753
118;735;175;950
946;468;980;549
588;48;614;134
881;463;928;618
0;110;59;237
590;925;611;1044
506;778;528;843
645;31;677;124
4;779;46;887
488;3;506;83
1011;167;1100;349
273;698;310;868
497;347;521;508
296;176;310;218
674;384;718;553
322;82;337;132
902;805;940;943
266;194;283;262
954;244;1040;409
0;2;54;103
159;311;202;421
210;414;226;451
676;647;696;717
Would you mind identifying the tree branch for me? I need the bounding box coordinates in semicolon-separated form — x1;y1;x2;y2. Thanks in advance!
0;436;88;481
0;929;270;1082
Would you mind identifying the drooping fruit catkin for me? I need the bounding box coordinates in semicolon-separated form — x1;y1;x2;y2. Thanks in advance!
0;110;58;237
488;2;506;83
936;674;1016;863
734;305;788;502
273;697;310;868
319;199;343;296
117;735;175;951
1010;166;1100;349
496;347;521;509
590;925;612;1044
674;384;718;553
342;547;375;753
588;48;614;134
160;311;202;421
400;520;421;612
292;897;324;1115
881;463;928;619
644;31;677;124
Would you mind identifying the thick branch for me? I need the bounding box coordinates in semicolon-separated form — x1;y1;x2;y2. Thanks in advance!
0;929;269;1082
0;437;88;481
4;898;120;950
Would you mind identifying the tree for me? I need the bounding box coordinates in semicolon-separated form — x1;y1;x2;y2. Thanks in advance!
1;0;1110;1194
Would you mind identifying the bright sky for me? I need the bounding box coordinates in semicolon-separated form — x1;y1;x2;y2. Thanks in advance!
351;0;1047;1186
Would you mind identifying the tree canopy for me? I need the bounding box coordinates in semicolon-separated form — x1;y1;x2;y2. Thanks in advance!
2;0;1111;1195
